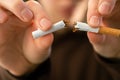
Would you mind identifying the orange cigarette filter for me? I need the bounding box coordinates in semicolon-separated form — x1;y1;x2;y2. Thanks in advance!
74;22;120;37
99;27;120;37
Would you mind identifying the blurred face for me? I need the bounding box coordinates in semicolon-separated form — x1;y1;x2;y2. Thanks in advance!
39;0;78;22
39;0;87;23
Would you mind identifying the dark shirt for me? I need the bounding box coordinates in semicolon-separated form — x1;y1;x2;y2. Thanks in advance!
0;30;120;80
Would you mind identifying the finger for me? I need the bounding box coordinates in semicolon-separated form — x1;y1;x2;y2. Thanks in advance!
23;1;53;64
87;0;105;45
87;32;105;44
26;1;52;31
0;0;33;22
0;8;8;23
23;27;54;64
98;0;117;15
87;0;102;27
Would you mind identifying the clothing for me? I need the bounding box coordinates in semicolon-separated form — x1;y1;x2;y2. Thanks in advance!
0;30;120;80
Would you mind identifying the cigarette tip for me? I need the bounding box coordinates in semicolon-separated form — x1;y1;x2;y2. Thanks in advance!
32;30;40;39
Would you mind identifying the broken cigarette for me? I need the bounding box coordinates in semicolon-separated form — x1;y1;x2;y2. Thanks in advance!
32;20;66;39
32;20;120;39
75;22;120;37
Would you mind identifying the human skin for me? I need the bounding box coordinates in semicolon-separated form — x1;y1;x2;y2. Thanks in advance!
0;0;53;76
87;0;120;58
0;0;120;77
40;0;120;58
39;0;88;23
0;0;88;76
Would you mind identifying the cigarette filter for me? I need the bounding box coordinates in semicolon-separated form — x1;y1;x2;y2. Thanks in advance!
32;20;65;39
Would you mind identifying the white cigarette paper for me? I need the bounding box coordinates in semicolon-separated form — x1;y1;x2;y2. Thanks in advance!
75;22;100;33
32;20;65;39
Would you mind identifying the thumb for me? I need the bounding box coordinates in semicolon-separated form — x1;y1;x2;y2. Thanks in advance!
87;0;104;44
23;1;54;64
87;0;117;44
98;0;117;15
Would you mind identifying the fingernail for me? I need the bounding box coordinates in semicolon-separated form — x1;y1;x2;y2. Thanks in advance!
90;16;101;27
40;18;52;30
21;8;33;22
99;1;112;15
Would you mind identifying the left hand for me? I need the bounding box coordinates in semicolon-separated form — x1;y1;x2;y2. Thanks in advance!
87;0;120;58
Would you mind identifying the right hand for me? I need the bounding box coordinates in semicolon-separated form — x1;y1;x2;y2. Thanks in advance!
0;0;53;76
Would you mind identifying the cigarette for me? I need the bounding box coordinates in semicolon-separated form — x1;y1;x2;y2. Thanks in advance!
74;22;120;37
32;20;65;39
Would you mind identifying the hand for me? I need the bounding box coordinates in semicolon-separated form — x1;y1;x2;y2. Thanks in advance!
39;0;88;23
0;0;53;76
40;0;120;58
87;0;120;58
